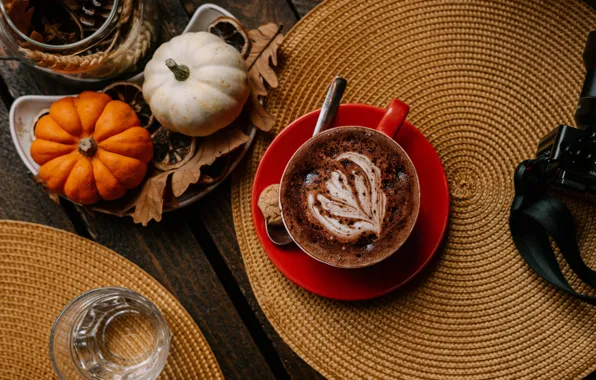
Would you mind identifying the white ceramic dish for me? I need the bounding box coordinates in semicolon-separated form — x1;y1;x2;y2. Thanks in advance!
10;3;257;212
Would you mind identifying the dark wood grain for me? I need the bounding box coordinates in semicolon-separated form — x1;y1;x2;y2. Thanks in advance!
0;81;74;231
180;0;325;377
178;0;324;378
0;60;73;97
78;210;276;379
193;181;325;380
181;0;297;29
289;0;322;17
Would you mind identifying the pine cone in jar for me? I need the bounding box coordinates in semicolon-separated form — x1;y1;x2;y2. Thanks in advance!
62;0;116;34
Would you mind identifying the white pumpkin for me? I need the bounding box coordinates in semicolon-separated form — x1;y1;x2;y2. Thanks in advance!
143;32;250;137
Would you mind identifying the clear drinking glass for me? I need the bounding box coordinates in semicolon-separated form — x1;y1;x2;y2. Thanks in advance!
50;287;170;380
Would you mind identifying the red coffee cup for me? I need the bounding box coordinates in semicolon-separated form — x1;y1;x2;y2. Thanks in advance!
279;99;421;269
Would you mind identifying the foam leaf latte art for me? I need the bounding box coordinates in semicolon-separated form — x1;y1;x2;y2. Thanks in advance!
307;152;387;240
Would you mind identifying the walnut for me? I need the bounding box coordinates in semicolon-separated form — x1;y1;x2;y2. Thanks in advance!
258;184;282;226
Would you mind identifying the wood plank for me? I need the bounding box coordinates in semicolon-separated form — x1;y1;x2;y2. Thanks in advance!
0;80;74;231
181;0;297;29
289;0;322;18
0;60;73;97
0;1;276;377
180;0;324;377
192;182;325;379
79;210;275;379
178;1;324;378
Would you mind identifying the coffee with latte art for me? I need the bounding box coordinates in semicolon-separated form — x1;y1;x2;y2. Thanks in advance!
280;127;419;268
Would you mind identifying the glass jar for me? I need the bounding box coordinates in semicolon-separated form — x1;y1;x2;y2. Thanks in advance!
0;0;159;83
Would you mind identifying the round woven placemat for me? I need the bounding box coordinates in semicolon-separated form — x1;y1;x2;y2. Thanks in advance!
0;220;223;379
232;0;596;378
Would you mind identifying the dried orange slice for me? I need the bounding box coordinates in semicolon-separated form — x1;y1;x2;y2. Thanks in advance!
208;17;250;58
102;81;154;129
151;126;196;171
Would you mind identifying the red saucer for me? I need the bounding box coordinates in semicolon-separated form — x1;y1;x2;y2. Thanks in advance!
251;104;450;300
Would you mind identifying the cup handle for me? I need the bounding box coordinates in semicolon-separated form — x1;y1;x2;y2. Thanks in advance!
376;98;410;139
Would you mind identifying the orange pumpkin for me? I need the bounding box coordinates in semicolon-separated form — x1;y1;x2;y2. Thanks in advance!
30;91;153;205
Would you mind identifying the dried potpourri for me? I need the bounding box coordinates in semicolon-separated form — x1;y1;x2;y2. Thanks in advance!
5;0;87;45
103;82;154;129
208;17;251;58
151;126;196;171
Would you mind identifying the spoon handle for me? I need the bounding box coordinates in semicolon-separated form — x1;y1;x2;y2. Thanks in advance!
312;76;347;136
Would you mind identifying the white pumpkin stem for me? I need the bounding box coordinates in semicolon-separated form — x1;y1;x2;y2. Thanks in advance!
79;137;98;157
166;58;190;81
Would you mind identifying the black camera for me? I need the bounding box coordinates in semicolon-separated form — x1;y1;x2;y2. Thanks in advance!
511;31;596;306
533;31;596;193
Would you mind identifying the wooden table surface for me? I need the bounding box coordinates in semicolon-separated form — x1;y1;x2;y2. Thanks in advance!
0;0;322;379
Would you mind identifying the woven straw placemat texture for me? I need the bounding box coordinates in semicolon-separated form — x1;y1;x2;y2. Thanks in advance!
0;220;223;379
232;0;596;378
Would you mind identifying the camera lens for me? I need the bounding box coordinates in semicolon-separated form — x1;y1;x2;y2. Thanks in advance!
576;31;596;129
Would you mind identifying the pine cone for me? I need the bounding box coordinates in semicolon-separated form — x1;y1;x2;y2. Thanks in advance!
62;0;115;32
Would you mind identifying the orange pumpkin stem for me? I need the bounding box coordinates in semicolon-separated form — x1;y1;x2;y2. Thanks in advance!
78;137;98;157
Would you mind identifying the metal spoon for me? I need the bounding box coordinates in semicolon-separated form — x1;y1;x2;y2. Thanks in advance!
265;76;347;245
312;76;348;136
265;222;294;246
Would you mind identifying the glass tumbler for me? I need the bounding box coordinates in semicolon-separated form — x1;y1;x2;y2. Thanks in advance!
50;287;170;380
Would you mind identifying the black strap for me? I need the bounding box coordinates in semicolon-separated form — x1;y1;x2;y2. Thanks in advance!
510;161;596;305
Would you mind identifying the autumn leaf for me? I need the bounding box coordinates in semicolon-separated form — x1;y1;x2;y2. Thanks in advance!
199;175;215;185
126;128;248;225
171;127;250;197
7;0;34;35
246;23;284;132
163;188;179;209
202;155;232;183
30;30;44;43
131;171;170;226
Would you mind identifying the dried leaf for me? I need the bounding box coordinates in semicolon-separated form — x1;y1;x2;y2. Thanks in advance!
131;172;170;226
246;23;284;132
29;30;44;43
90;125;247;225
202;155;232;183
41;17;78;45
33;174;60;205
171;127;250;197
199;175;215;185
48;192;61;205
7;0;34;35
80;204;95;215
31;126;245;225
163;189;179;209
